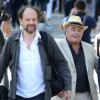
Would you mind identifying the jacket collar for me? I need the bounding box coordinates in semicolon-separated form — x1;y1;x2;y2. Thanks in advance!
14;30;42;44
14;30;22;41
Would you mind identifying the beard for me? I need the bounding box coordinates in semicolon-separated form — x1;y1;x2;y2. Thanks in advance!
24;24;37;34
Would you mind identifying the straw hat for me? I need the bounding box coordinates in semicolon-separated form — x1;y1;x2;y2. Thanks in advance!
61;15;88;30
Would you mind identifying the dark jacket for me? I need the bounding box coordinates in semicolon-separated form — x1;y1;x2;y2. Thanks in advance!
75;12;96;44
0;31;71;99
0;30;9;100
0;30;5;53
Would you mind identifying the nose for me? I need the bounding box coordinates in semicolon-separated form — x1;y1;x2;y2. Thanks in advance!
29;20;34;24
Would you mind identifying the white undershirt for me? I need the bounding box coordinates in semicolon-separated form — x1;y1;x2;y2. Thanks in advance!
16;30;45;98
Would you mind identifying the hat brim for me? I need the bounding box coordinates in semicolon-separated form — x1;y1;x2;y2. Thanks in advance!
62;22;88;30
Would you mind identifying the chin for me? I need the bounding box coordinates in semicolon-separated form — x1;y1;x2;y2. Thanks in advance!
27;29;36;34
72;40;80;44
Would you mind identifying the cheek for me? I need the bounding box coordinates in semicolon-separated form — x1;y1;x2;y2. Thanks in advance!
21;21;27;26
80;32;84;38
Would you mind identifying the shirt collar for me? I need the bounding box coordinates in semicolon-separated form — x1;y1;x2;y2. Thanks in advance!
66;38;82;49
20;29;41;42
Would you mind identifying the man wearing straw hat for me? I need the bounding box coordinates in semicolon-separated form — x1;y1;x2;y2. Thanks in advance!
52;15;99;100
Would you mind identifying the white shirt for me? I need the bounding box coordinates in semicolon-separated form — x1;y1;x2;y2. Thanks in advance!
16;30;45;98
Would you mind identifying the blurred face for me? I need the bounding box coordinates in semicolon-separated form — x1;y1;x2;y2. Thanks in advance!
65;24;84;44
20;8;38;34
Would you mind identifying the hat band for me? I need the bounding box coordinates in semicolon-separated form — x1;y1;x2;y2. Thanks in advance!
69;22;83;26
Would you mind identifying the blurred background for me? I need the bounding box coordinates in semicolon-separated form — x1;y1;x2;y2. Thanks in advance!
0;0;100;41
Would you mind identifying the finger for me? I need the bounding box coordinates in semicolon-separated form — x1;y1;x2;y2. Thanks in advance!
65;92;71;100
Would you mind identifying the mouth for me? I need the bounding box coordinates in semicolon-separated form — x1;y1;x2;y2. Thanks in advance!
72;35;80;38
28;24;36;27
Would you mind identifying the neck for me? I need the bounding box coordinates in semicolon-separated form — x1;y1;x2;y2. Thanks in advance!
71;42;81;54
23;31;36;41
76;9;86;13
22;31;37;49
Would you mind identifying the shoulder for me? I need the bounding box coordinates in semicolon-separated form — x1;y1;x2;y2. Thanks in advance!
86;15;95;20
6;30;21;44
82;41;94;50
55;38;68;50
86;16;96;23
82;41;93;46
55;38;66;44
40;31;55;43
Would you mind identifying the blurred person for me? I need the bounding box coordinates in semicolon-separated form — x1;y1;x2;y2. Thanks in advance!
31;0;49;12
10;0;27;28
86;0;96;19
94;33;100;89
0;0;4;8
55;0;60;13
94;33;100;56
0;13;12;39
3;0;13;17
0;12;12;100
0;5;72;100
53;15;98;100
64;0;76;16
95;0;100;21
0;7;5;25
70;0;96;44
46;0;53;20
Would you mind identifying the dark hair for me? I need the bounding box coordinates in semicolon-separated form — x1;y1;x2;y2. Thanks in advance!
1;13;10;21
18;5;45;22
74;0;86;10
0;6;10;21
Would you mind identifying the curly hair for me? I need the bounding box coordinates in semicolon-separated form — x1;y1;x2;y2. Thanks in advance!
74;0;86;10
18;5;45;22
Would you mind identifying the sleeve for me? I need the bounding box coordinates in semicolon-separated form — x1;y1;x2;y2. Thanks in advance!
49;35;72;91
97;58;100;88
0;39;11;83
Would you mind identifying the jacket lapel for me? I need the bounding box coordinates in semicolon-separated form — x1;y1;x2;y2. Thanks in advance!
81;42;89;72
57;39;90;71
61;39;75;68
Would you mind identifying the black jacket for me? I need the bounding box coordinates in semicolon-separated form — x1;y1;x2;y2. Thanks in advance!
0;31;71;99
0;30;5;53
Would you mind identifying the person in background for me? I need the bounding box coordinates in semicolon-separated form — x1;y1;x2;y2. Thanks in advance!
0;11;12;99
63;0;76;17
95;0;100;21
0;0;4;9
46;0;53;21
53;15;99;100
86;0;96;19
10;0;27;28
31;0;49;12
70;0;96;44
0;12;12;40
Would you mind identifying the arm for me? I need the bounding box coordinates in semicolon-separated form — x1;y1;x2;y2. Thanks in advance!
0;38;11;83
48;35;72;91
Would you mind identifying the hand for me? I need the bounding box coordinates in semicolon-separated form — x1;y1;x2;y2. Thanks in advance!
70;8;77;15
64;91;71;100
57;91;71;100
57;91;64;97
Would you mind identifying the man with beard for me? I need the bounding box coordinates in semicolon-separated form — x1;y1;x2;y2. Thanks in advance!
0;6;72;100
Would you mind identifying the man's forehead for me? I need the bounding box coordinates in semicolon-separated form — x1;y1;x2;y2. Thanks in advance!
67;24;84;29
23;8;37;15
